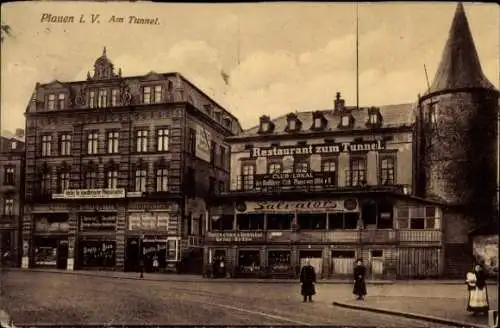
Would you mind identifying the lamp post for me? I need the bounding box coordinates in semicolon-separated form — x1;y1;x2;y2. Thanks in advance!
139;234;144;278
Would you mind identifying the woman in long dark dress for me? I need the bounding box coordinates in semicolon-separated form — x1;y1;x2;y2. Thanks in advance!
466;263;489;315
353;259;367;300
300;259;317;302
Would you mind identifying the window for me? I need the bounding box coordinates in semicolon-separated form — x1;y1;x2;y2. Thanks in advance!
314;117;322;128
288;119;296;131
47;94;56;110
84;170;97;189
87;132;99;155
369;113;378;124
238;250;261;272
429;103;438;124
322;159;338;185
396;206;440;230
59;134;72;156
105;169;118;189
153;85;162;103
188;128;196;154
41;172;51;195
157;128;169;152
268;251;291;272
294;159;308;173
218;181;225;193
111;89;120;107
241;164;255;190
236;214;264;230
268;162;282;174
261;122;269;132
328;212;359;230
107;131;119;154
134;169;147;192
11;142;17;150
166;239;179;261
41;135;52;156
298;213;327;230
322;160;336;172
89;90;96;108
219;146;226;168
98;89;107;108
267;213;293;230
57;172;70;193
380;157;395;185
3;197;13;215
348;158;366;186
211;214;234;231
214;111;222;122
156;168;168;192
58;93;65;109
4;167;15;185
223;118;232;129
136;130;148;152
210;141;217;165
341;115;350;127
143;86;151;104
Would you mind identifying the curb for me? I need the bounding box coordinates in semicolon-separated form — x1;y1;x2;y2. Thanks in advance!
332;301;489;328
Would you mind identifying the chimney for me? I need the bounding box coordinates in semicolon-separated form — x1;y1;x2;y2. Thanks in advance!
334;92;346;112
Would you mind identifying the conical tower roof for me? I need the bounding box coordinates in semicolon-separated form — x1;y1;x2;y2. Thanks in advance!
428;3;496;94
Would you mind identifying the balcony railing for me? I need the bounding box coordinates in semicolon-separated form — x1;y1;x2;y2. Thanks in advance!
398;229;442;242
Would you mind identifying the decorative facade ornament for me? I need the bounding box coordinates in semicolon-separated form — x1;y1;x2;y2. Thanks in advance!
74;87;87;106
121;85;132;105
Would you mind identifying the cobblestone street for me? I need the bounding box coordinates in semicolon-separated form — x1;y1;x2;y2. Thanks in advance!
2;270;496;327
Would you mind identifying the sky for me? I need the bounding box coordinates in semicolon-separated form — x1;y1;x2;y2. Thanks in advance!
1;2;498;133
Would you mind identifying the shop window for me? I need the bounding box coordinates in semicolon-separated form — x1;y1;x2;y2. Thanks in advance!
328;212;359;230
79;241;116;268
268;250;291;273
331;250;356;258
267;213;293;230
297;213;326;230
166;239;179;261
142;241;167;272
238;250;260;272
34;239;58;266
211;214;234;231
370;250;383;258
236;214;264;230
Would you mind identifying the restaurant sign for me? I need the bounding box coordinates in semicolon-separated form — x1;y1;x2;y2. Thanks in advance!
206;232;265;243
251;140;385;158
128;214;169;231
80;215;117;231
235;199;359;213
53;188;126;199
255;171;336;188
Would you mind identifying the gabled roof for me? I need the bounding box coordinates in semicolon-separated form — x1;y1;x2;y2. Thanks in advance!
241;103;415;137
427;3;496;94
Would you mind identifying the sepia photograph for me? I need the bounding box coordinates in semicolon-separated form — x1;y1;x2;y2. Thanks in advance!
0;1;498;327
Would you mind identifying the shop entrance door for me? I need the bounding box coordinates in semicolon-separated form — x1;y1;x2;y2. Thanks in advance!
56;240;68;270
299;250;323;277
125;238;139;272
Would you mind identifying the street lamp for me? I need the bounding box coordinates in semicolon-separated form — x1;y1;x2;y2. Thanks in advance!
139;234;144;278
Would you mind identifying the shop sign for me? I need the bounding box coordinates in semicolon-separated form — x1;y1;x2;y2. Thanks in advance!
53;188;126;199
206;232;265;243
80;215;116;231
128;214;169;231
254;171;336;188
35;218;70;232
235;199;359;213
250;140;385;158
195;124;211;162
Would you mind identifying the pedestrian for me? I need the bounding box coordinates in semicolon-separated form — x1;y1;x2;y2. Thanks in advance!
219;257;226;278
152;256;159;273
300;259;317;303
466;263;489;315
139;258;144;278
212;257;219;278
353;259;367;300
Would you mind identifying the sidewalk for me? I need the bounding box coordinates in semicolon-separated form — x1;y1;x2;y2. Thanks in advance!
8;268;499;285
334;294;498;328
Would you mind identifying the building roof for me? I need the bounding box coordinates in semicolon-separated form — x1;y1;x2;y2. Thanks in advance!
427;3;497;94
240;102;415;137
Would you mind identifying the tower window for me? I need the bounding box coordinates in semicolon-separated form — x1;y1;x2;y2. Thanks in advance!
429;103;438;124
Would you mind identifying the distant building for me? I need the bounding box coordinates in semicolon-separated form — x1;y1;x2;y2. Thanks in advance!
415;3;499;277
22;48;242;273
0;130;25;267
206;93;447;279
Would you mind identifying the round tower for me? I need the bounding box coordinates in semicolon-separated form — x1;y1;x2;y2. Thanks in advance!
418;3;499;221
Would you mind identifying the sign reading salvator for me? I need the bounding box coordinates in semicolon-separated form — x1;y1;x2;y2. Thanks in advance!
235;200;359;213
250;140;385;158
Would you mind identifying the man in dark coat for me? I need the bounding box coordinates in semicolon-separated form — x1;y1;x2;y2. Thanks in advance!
353;259;367;300
300;259;317;302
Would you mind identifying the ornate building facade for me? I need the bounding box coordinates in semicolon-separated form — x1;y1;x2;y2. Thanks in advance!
22;48;242;272
205;94;446;279
0;130;25;267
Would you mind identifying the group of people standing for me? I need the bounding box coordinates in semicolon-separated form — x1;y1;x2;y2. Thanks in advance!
300;258;367;302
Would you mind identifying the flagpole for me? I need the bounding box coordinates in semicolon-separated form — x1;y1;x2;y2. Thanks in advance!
356;2;359;111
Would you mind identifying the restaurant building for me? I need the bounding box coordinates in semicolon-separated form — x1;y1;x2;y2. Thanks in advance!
22;48;242;272
206;93;446;279
0;130;25;267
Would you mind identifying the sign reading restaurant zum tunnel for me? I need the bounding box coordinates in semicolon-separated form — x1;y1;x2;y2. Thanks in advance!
250;140;385;158
235;200;359;213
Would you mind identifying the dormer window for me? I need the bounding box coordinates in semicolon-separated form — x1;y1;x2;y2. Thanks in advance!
11;141;17;150
289;119;296;131
341;115;350;127
366;107;383;128
285;113;301;133
314;117;322;128
261;122;269;132
369;113;378;124
47;94;56;110
214;111;222;122
258;115;274;134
